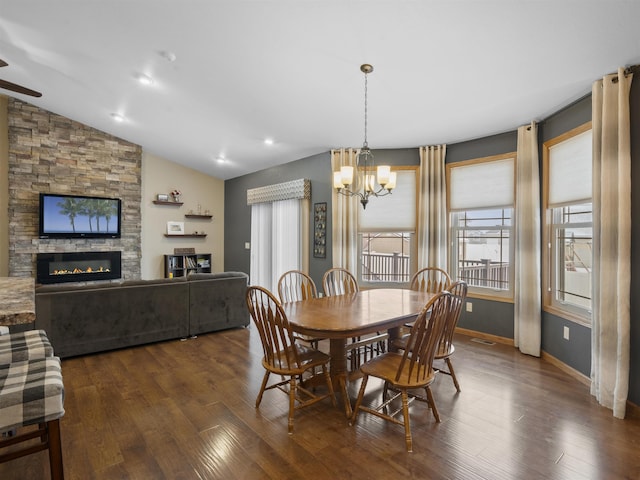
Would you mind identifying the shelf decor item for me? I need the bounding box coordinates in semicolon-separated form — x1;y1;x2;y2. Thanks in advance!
171;189;182;203
166;221;185;235
157;193;169;202
174;247;195;254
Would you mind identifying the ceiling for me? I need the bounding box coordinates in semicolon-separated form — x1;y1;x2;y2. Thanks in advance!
1;1;639;181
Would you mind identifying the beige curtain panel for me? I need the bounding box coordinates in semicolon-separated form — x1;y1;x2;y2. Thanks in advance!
331;148;359;274
417;145;447;271
514;122;541;357
591;67;632;419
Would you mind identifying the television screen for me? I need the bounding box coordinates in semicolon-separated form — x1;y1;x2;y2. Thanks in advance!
39;193;122;238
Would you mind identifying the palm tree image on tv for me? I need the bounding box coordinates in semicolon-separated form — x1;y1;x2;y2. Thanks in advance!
43;195;119;234
56;197;80;232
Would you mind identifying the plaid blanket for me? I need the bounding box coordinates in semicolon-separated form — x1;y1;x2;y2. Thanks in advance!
0;356;65;431
0;330;54;365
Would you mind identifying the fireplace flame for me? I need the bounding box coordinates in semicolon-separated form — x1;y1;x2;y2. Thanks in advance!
53;266;111;275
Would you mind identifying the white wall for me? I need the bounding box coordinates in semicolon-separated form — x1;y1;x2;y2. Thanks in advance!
141;152;224;279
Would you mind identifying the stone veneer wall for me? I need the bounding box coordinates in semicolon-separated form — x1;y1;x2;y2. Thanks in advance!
7;98;142;281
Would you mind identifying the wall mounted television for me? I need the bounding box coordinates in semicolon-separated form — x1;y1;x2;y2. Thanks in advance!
39;193;122;239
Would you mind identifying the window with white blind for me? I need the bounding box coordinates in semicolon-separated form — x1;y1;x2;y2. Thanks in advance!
248;179;310;293
447;153;515;298
543;123;592;324
357;168;417;286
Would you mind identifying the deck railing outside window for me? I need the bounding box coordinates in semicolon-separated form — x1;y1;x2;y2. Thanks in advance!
361;252;509;289
457;259;509;289
361;251;411;283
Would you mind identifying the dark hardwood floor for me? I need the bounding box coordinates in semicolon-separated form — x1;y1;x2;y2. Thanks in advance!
2;327;640;479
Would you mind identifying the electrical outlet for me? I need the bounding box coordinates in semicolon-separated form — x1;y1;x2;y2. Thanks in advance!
244;242;250;250
563;326;570;340
466;301;473;313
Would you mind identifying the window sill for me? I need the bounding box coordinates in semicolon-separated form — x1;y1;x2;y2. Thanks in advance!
543;305;591;328
466;290;514;304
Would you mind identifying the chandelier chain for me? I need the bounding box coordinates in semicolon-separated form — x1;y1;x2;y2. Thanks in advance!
363;70;368;148
333;63;395;209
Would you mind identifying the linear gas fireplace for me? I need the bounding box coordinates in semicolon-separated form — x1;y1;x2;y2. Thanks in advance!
37;251;122;284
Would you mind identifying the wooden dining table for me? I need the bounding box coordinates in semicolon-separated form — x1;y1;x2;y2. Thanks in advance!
282;288;435;417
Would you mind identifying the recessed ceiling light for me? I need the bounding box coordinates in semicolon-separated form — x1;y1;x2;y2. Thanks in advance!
264;138;274;145
216;155;226;164
110;113;124;122
137;74;154;86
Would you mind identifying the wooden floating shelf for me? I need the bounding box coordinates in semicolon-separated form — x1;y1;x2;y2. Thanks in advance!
184;214;213;219
153;200;183;206
164;234;207;238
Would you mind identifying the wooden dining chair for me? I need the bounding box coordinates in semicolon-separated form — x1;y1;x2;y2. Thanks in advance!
434;280;468;392
410;267;451;294
392;281;468;392
277;270;324;348
278;269;318;303
322;267;359;297
350;290;451;452
322;267;387;371
397;266;452;333
245;285;336;434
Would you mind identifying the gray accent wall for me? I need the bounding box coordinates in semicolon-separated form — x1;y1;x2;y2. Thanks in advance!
446;131;518;338
224;151;333;287
224;148;420;288
539;95;592;377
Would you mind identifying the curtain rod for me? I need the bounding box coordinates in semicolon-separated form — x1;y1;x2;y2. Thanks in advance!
611;64;639;83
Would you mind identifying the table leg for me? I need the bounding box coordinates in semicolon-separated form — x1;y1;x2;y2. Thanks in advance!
329;338;352;418
388;326;402;352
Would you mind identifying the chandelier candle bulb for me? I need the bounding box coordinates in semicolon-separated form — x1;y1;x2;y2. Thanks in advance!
386;172;397;190
377;165;391;186
341;166;354;186
365;174;376;193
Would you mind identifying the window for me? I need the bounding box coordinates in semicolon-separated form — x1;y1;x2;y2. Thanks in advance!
447;153;515;298
543;124;592;324
247;179;310;293
357;168;417;286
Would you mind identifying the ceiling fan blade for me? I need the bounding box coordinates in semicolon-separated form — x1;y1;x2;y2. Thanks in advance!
0;59;8;67
0;78;42;97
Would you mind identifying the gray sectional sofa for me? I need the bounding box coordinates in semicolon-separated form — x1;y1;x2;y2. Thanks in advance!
35;272;249;358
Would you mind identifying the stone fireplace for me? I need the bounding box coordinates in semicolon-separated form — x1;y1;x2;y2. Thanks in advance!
36;251;122;284
7;98;142;281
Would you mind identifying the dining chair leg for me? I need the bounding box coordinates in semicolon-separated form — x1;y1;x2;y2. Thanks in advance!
339;374;352;418
256;371;270;407
382;381;391;414
47;419;64;480
401;390;413;453
446;358;461;392
424;386;441;423
322;365;337;407
349;375;369;425
288;377;296;434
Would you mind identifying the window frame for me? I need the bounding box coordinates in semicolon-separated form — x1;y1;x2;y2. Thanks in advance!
357;166;418;289
446;153;516;302
542;122;593;326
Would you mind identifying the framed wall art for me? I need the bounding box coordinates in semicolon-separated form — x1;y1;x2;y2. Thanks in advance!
166;221;185;235
313;202;327;258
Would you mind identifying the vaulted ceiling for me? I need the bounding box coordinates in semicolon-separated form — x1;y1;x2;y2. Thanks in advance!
1;1;639;180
